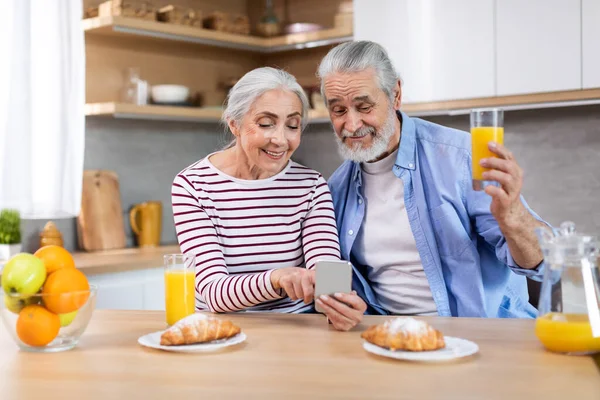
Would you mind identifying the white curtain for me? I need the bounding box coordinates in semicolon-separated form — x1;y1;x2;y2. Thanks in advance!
0;0;85;219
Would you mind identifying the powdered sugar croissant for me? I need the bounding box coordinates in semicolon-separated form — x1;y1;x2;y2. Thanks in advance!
160;313;241;346
361;317;445;351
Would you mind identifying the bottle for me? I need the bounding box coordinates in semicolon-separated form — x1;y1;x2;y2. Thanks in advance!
121;67;147;105
256;0;280;37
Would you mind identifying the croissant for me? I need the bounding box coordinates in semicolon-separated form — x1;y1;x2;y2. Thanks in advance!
160;313;241;346
361;317;445;351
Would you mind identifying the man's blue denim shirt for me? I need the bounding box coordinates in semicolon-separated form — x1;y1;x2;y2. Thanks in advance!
328;111;548;318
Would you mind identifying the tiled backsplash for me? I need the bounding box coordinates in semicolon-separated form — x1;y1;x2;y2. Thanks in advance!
22;105;600;253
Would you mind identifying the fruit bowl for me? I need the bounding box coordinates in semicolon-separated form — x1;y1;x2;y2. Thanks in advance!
0;285;97;352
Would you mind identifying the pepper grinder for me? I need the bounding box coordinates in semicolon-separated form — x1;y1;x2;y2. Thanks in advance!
39;221;64;248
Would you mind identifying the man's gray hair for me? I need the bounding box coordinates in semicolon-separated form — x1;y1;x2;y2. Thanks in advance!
317;40;399;101
222;67;309;131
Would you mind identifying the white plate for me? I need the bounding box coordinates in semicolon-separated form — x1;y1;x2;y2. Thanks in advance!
363;336;479;362
138;331;247;353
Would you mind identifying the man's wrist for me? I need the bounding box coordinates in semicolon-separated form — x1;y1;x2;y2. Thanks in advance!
497;204;531;235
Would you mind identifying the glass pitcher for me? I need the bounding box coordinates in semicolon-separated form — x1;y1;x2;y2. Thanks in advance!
534;221;600;355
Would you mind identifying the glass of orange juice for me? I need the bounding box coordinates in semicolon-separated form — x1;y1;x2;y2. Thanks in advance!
470;108;504;191
164;253;196;326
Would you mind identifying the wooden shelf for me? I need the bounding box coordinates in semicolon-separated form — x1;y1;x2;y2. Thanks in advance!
85;103;223;122
264;30;353;53
73;245;180;274
82;16;353;53
85;102;331;123
86;88;600;124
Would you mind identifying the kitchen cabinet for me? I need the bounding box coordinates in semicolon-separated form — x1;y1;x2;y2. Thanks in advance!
142;271;167;311
354;0;495;103
86;268;165;311
582;0;600;89
496;0;581;96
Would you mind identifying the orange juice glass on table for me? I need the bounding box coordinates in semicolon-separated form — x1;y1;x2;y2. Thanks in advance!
470;108;504;191
164;254;196;326
534;221;600;355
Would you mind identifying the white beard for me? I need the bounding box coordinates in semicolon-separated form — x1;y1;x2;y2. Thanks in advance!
334;108;397;163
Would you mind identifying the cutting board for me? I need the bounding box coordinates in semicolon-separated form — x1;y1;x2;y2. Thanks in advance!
77;170;127;251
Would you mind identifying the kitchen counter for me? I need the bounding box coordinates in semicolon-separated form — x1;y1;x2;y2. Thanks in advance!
72;245;180;274
0;310;598;399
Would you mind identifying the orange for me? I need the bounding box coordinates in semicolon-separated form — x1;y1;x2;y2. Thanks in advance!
34;245;75;275
16;305;60;347
42;268;90;314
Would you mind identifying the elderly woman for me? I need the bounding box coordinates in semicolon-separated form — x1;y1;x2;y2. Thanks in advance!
171;67;366;329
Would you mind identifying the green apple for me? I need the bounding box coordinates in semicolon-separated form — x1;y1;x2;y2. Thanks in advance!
1;253;46;296
58;310;78;327
3;294;39;314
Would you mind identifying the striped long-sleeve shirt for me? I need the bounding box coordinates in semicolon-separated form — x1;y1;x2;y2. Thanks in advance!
171;155;341;314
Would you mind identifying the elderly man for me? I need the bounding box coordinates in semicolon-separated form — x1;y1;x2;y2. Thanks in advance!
314;40;548;327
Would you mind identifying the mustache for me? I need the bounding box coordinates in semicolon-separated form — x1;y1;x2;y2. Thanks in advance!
341;126;376;138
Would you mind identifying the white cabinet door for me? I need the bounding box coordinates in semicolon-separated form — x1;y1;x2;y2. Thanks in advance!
354;0;495;103
142;268;165;311
86;270;145;310
496;0;581;96
86;268;167;311
583;0;600;88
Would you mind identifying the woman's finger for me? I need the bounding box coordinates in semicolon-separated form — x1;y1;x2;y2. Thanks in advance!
319;295;362;327
281;278;298;300
333;292;365;311
291;277;304;302
316;298;353;331
301;273;314;304
307;269;316;285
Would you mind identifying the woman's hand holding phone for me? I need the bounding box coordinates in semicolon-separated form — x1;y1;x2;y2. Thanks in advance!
316;291;367;331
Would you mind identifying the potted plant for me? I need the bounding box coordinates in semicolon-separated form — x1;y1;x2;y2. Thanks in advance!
0;209;22;261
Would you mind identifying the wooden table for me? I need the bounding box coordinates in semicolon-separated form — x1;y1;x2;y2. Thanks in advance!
0;310;598;399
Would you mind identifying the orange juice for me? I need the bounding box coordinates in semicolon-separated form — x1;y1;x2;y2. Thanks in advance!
471;127;504;181
164;270;195;326
535;312;600;354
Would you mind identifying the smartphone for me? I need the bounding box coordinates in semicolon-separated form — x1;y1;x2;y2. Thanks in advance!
314;260;353;313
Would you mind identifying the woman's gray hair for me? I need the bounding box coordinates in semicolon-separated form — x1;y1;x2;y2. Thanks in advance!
317;40;399;102
222;67;309;147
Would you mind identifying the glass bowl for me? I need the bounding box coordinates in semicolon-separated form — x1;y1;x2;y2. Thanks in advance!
0;285;97;352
